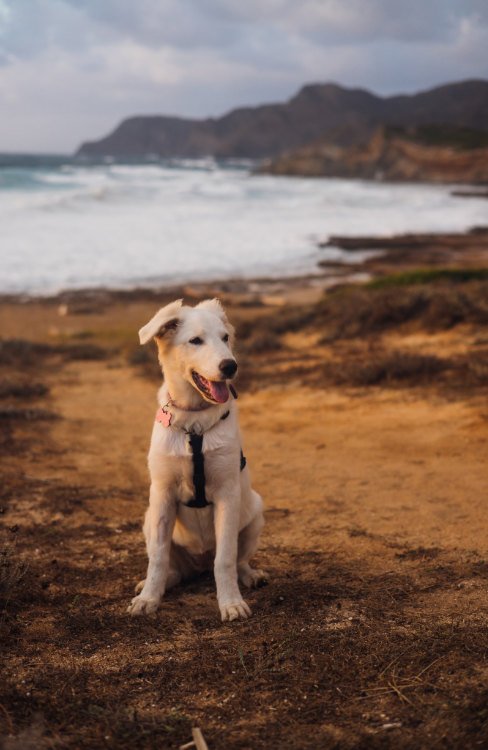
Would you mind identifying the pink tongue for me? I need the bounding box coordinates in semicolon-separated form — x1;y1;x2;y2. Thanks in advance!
208;380;229;403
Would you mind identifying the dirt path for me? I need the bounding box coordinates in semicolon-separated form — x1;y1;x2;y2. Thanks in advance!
2;329;488;749
45;356;488;560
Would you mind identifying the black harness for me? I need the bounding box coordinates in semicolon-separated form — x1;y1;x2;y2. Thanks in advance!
184;408;247;509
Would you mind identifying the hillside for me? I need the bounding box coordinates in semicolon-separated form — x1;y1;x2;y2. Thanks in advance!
76;79;488;159
260;125;488;183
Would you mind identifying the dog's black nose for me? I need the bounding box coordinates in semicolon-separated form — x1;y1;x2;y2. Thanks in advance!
219;359;238;378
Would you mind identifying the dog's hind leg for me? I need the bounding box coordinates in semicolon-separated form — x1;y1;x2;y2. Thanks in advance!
237;493;267;589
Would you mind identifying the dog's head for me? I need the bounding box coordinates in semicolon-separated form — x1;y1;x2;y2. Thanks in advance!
139;298;237;404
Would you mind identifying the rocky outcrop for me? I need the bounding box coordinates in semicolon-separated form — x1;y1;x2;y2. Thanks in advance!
76;79;488;159
318;226;488;277
260;127;488;183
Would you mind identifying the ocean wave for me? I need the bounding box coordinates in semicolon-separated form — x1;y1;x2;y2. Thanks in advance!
1;160;487;294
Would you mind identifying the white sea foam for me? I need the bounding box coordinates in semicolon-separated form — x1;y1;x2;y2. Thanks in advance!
0;160;486;295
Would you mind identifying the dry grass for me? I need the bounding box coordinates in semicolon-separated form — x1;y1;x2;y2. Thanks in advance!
316;280;488;342
0;407;58;422
0;382;49;399
462;350;488;385
238;331;284;354
0;544;29;614
369;268;488;287
0;339;109;367
321;350;449;387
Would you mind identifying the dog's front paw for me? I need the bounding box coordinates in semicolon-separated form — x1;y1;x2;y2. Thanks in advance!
219;599;252;622
127;593;160;616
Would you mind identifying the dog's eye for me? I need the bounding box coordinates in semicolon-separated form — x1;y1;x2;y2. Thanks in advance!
222;333;229;343
189;336;204;345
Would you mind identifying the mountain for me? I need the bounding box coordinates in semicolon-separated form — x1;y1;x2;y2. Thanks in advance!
259;126;488;183
76;80;488;159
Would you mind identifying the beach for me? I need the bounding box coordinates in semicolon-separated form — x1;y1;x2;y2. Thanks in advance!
1;220;488;747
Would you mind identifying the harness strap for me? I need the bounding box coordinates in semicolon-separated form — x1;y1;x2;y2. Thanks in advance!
184;409;246;509
185;433;207;508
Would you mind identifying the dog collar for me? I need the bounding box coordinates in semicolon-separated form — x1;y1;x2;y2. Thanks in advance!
168;394;212;412
156;385;238;428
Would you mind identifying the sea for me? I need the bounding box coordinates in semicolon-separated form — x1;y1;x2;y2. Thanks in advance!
1;153;487;296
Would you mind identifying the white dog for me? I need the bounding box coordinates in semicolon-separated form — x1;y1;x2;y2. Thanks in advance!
128;298;266;621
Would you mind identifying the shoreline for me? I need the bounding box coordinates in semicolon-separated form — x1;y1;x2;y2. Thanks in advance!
1;224;487;309
0;270;331;308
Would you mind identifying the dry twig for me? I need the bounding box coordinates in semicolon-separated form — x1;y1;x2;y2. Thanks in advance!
179;727;209;750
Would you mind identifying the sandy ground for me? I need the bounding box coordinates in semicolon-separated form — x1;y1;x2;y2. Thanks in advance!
1;275;488;748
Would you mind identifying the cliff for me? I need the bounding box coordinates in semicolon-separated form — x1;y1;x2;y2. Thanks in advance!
76;79;488;159
260;126;488;183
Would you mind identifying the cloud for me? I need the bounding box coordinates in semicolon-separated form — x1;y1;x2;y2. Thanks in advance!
2;0;486;58
0;0;486;151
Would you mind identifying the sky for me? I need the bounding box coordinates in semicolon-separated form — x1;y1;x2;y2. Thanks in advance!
0;0;487;153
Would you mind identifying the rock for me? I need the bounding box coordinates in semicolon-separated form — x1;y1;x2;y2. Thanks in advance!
261;125;488;183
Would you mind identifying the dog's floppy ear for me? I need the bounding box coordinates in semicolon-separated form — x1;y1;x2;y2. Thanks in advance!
138;299;183;345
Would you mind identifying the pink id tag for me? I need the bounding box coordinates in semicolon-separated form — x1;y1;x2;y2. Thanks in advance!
156;407;172;427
